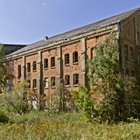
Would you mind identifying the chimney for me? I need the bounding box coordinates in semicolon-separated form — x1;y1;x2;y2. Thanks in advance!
44;36;49;41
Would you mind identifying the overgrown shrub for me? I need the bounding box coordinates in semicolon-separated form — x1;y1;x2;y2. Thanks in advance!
0;80;29;115
71;84;96;121
72;33;140;123
0;111;9;123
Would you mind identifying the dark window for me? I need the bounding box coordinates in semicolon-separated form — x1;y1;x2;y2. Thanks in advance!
130;47;134;60
33;79;37;88
73;51;78;63
51;57;55;67
18;65;21;79
124;45;128;60
131;71;134;77
73;74;79;85
44;77;49;88
27;62;31;72
65;54;70;65
33;61;37;71
126;69;129;76
51;77;55;87
65;75;70;85
44;59;48;69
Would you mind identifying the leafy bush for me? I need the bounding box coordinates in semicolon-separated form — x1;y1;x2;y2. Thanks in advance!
71;84;96;121
72;33;140;123
0;111;9;123
0;80;29;115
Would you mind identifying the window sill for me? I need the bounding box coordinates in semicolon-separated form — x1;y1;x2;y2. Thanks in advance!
51;86;56;89
33;70;37;72
33;88;37;90
73;84;78;87
65;64;70;66
73;62;78;65
65;85;71;88
44;87;49;89
44;67;48;70
51;66;55;69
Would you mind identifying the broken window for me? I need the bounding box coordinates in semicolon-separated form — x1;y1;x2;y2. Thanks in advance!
65;53;70;65
33;61;37;71
73;73;79;85
33;79;37;88
65;75;70;85
51;57;55;67
73;51;78;63
44;58;48;69
51;77;55;87
18;65;21;79
27;62;31;72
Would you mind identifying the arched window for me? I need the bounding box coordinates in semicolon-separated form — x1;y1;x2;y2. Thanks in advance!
44;58;48;69
33;61;37;71
18;65;21;79
27;62;31;72
51;57;55;67
73;51;78;63
65;53;70;65
65;75;70;85
33;79;37;88
51;77;55;87
44;77;49;88
73;74;79;85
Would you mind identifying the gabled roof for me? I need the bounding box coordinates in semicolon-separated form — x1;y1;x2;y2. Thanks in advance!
8;7;140;56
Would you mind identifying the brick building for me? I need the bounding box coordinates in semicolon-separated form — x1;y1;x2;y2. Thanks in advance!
6;7;140;109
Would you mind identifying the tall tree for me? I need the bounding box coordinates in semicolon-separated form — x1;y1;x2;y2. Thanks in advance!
0;44;9;93
88;33;140;121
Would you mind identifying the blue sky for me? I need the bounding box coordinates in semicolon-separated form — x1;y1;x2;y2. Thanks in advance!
0;0;140;44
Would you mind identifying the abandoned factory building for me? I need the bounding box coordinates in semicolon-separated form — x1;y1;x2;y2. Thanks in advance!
6;7;140;101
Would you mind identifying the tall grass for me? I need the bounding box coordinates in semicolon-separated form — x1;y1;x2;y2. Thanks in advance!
0;111;140;140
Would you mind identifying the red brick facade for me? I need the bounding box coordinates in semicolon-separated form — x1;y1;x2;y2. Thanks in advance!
6;8;140;109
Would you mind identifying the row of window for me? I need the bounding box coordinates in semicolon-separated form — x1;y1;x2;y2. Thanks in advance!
18;51;79;78
27;74;79;89
44;51;78;69
124;45;134;60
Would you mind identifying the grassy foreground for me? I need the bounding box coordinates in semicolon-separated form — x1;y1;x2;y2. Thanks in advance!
0;111;140;140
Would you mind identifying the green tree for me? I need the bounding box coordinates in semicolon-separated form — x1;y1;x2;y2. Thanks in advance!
0;44;9;93
88;33;140;122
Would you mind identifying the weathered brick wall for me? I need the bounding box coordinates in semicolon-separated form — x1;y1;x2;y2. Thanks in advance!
13;58;22;85
42;48;57;96
62;41;82;89
121;13;140;80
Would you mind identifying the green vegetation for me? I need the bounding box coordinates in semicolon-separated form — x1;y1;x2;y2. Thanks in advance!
0;34;140;139
72;33;140;122
0;110;140;140
0;44;9;93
